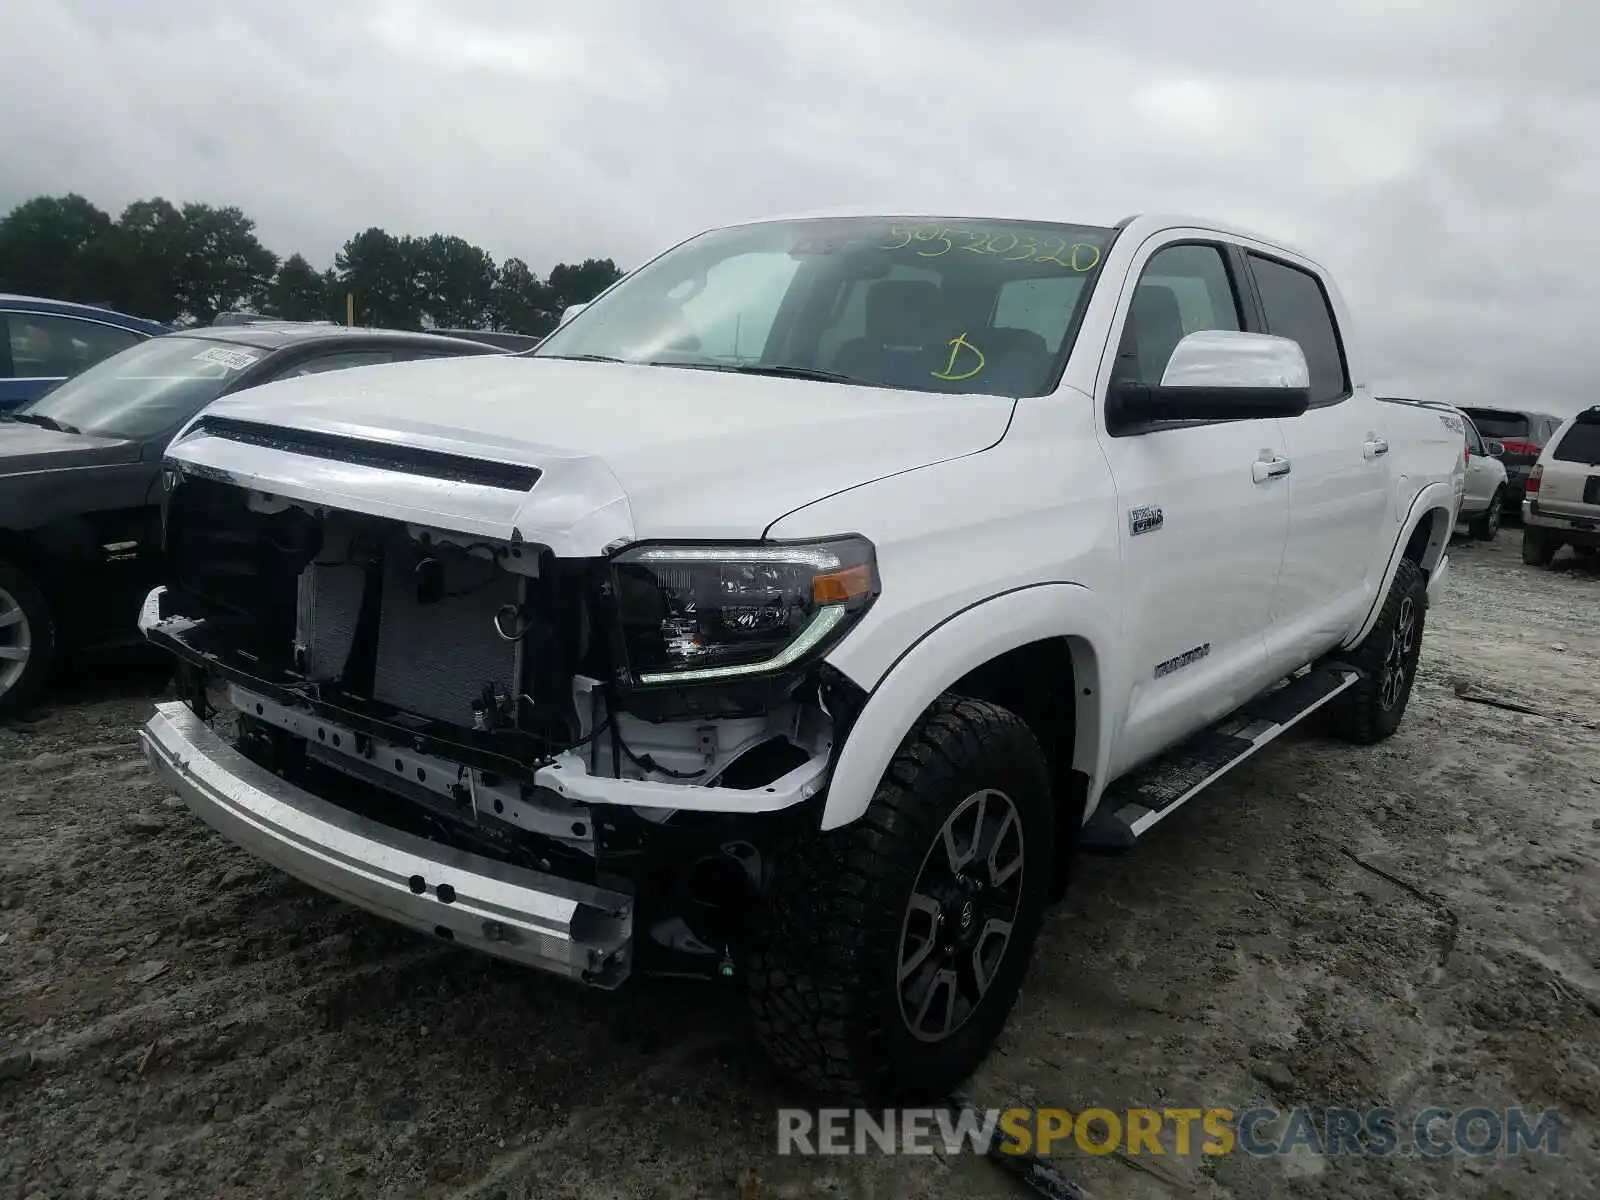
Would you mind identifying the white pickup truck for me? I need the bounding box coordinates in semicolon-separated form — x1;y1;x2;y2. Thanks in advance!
135;211;1465;1103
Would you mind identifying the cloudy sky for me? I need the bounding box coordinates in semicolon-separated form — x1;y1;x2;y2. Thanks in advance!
3;0;1595;413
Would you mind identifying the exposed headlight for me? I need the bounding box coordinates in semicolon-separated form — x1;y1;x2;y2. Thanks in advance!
608;536;879;686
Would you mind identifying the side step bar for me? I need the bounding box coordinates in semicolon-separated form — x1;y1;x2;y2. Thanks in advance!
1080;665;1360;850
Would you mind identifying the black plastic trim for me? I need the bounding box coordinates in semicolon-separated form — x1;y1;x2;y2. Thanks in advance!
190;416;541;492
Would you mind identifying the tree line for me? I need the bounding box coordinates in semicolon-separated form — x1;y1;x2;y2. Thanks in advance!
0;194;625;335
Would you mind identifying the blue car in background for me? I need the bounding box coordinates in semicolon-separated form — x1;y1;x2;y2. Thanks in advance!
0;295;170;411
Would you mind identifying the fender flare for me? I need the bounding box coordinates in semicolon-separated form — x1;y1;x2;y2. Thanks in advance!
821;583;1121;831
1341;481;1455;650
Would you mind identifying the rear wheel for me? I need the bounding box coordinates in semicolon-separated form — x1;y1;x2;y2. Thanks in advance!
0;559;55;718
1521;527;1559;567
1333;558;1426;745
746;697;1054;1102
1469;489;1503;541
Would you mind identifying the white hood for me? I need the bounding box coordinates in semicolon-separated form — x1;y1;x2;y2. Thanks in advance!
166;354;1014;552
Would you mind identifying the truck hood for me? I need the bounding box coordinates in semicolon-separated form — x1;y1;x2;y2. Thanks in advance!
0;420;140;474
167;355;1014;552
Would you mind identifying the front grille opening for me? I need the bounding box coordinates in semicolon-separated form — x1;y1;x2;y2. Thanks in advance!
162;478;605;754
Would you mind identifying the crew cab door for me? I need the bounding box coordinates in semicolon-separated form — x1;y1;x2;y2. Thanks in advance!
1239;250;1393;673
1094;238;1291;777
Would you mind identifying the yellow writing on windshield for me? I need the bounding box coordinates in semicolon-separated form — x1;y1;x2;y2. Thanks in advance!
931;333;986;381
883;225;1101;272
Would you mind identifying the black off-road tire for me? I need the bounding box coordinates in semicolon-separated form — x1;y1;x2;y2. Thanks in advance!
0;558;55;719
1521;527;1558;567
746;696;1055;1103
1332;558;1427;745
1469;489;1504;541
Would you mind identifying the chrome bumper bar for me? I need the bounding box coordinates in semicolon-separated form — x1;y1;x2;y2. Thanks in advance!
139;701;633;986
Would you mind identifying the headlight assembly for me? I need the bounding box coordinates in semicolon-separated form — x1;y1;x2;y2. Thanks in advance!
608;536;879;686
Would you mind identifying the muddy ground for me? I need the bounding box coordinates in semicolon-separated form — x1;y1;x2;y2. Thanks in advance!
2;533;1597;1200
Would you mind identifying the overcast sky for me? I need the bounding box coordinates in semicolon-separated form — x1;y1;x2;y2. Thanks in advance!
3;0;1595;414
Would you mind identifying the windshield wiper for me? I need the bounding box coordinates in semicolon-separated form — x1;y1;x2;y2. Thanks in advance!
537;353;628;364
5;412;81;435
648;362;865;386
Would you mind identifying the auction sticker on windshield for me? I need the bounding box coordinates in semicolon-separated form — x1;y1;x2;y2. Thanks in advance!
193;346;262;372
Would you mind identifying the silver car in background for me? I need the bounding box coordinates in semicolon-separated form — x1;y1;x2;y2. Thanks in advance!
1457;412;1510;541
1522;406;1600;566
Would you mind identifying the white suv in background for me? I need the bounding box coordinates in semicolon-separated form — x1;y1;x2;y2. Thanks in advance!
1522;406;1600;566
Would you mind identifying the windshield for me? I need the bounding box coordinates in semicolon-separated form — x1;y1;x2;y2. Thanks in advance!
12;335;265;440
533;215;1115;397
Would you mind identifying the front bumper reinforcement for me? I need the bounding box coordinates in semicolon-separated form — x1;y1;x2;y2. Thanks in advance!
139;701;634;986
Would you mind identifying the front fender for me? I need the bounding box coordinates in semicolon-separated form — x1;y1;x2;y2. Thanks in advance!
821;583;1121;831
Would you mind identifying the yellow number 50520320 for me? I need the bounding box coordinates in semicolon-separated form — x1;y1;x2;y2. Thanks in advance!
882;225;1100;271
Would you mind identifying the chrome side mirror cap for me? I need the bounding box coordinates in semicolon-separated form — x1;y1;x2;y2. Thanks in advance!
1160;329;1311;390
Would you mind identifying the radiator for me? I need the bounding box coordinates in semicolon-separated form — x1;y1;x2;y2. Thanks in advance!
297;537;521;727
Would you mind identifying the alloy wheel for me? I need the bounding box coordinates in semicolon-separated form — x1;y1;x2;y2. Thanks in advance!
1378;596;1417;711
0;583;31;697
897;789;1026;1043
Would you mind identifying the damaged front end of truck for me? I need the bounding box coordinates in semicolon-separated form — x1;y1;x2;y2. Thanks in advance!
136;413;876;988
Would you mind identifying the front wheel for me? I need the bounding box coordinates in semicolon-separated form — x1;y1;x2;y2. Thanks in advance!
746;697;1055;1103
1332;558;1427;745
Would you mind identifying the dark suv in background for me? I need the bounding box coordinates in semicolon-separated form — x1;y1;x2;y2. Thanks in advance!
1460;407;1565;503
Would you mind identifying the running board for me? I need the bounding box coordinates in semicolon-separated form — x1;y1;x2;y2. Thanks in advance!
1080;666;1360;850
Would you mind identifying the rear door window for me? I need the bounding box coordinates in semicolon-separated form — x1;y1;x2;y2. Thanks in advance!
1551;413;1600;465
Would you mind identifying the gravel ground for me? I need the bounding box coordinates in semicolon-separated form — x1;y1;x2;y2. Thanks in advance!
2;533;1596;1200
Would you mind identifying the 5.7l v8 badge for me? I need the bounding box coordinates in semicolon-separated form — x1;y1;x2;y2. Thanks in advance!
1128;505;1165;536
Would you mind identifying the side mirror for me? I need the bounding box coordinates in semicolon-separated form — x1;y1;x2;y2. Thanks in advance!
559;303;589;326
1110;330;1312;427
1485;439;1505;458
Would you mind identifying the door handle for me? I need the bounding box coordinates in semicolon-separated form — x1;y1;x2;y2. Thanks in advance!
1252;456;1292;484
1364;437;1390;460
